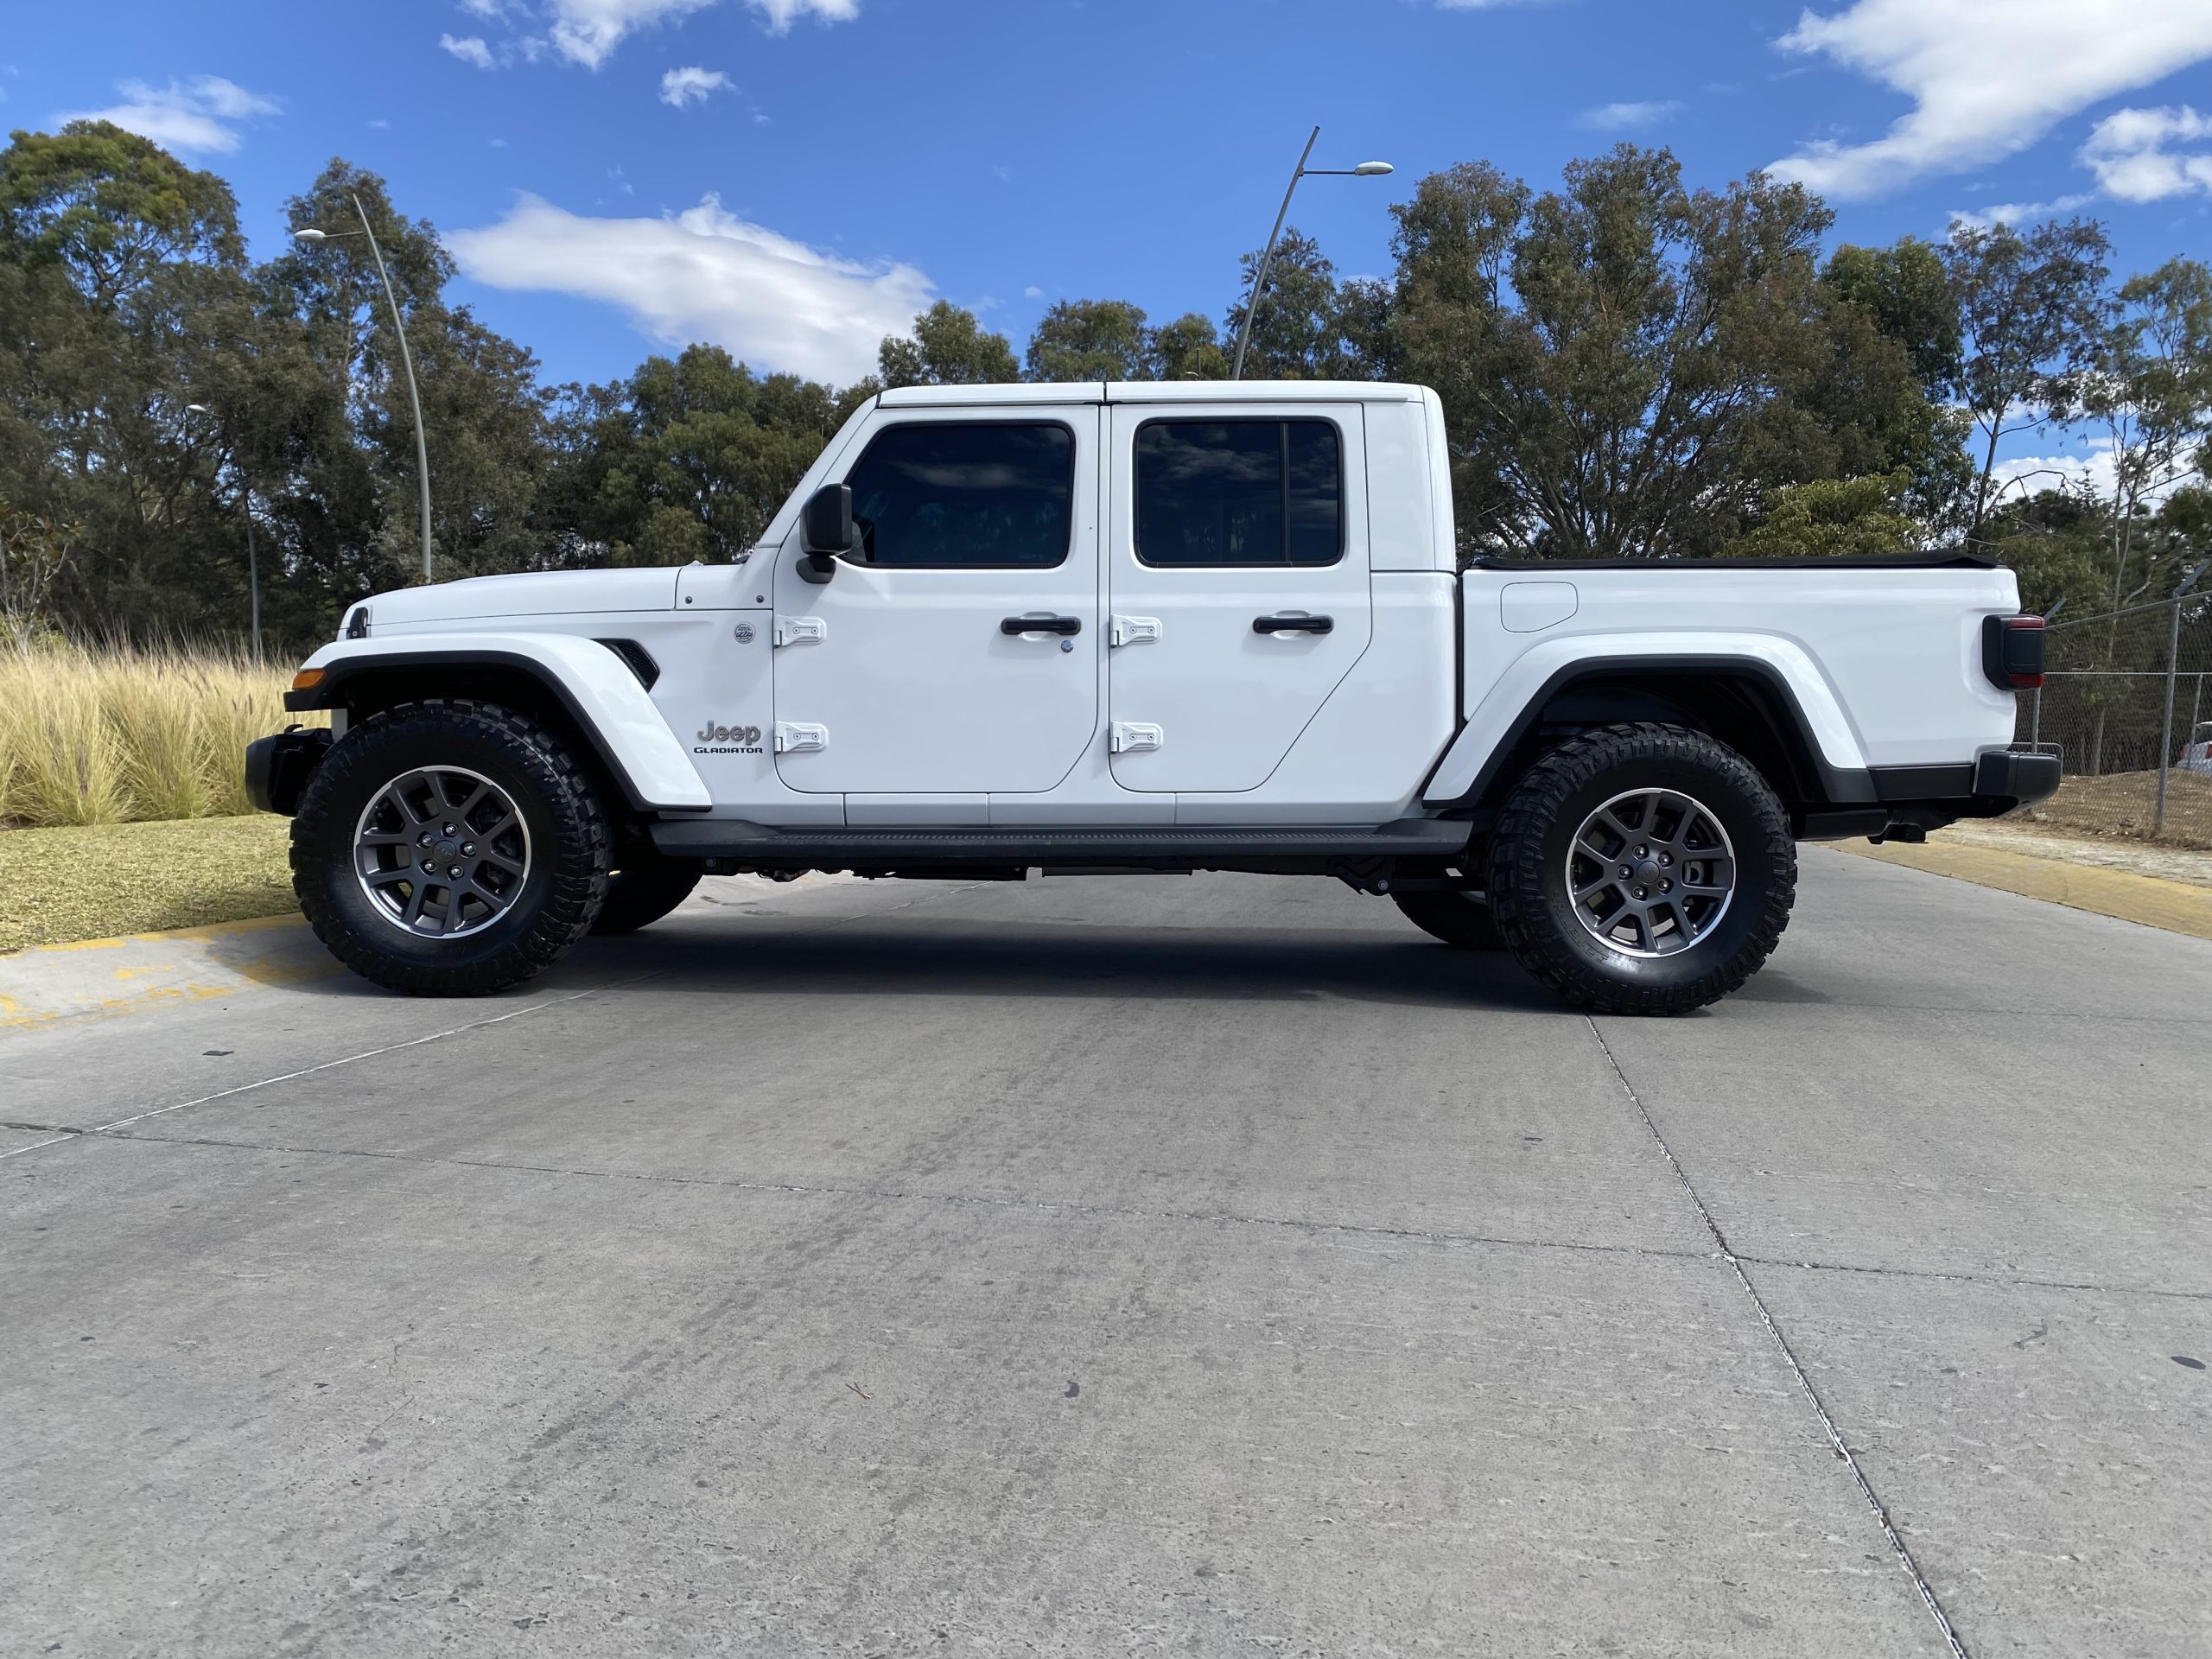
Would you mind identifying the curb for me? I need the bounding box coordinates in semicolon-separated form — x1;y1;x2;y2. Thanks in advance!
0;914;334;1035
1830;838;2212;942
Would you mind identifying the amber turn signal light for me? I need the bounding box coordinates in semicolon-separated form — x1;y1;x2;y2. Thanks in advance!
290;668;327;691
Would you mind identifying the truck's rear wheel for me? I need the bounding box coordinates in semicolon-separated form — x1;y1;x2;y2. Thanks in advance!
291;701;611;995
1392;889;1504;950
591;854;702;935
1488;723;1794;1015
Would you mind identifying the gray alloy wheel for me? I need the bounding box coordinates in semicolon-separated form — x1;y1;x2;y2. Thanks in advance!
1564;786;1736;959
352;765;533;939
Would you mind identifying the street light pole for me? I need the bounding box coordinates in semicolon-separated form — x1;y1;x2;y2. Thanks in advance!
296;194;435;583
1230;129;1394;381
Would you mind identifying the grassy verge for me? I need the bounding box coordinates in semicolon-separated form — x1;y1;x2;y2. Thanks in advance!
2012;768;2212;850
1;637;316;828
0;815;298;954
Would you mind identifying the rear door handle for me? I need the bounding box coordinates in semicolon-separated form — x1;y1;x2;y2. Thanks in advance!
1253;613;1333;634
1001;614;1082;636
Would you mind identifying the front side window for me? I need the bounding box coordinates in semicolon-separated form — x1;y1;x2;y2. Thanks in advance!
1134;419;1344;567
843;422;1075;569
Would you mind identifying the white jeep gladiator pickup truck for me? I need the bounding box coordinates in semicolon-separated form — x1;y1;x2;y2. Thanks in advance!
249;380;2056;1014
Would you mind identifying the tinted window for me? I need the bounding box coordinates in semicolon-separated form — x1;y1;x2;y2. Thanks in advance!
843;423;1075;569
1135;420;1343;567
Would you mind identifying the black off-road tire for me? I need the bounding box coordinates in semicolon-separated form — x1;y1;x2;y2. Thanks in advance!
591;855;702;936
1393;889;1506;950
290;700;612;995
1488;722;1795;1015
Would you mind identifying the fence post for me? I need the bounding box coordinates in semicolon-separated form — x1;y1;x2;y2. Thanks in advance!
2156;559;2212;837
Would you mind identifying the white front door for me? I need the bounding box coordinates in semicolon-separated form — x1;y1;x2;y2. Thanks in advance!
1104;404;1371;793
771;407;1101;795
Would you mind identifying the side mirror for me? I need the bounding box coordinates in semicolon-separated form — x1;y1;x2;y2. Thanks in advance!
798;484;852;585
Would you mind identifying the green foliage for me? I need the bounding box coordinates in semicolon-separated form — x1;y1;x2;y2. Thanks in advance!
1821;238;1961;397
547;346;845;567
1386;146;1906;560
1718;474;1918;561
1147;312;1230;380
878;299;1018;387
1942;217;2112;547
1224;228;1379;379
3;119;2205;647
1026;298;1151;382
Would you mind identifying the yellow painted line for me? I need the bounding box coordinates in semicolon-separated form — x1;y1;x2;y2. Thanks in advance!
1833;839;2212;942
0;912;332;1035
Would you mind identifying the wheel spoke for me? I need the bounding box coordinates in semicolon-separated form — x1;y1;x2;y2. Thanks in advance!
1563;785;1736;960
354;764;532;941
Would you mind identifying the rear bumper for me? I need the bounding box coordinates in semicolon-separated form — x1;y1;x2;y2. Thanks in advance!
1798;747;2061;842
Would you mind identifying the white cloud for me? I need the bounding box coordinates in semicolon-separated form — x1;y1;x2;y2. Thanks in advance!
58;75;279;154
1575;99;1681;131
1947;192;2094;230
544;0;854;67
1770;0;2212;200
2082;105;2212;200
1023;285;1045;300
441;34;498;69
459;0;512;16
659;65;731;107
749;0;857;30
448;194;931;384
550;0;718;67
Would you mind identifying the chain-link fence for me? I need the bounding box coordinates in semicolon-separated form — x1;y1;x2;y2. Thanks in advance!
2016;593;2212;844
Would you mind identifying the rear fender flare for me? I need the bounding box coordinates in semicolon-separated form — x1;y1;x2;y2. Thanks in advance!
1421;633;1872;807
285;632;710;810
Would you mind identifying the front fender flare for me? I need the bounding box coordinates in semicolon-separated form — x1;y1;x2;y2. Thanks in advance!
285;632;711;810
1421;633;1873;807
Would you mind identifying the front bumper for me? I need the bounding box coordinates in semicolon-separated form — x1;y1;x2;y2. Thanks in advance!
245;727;333;817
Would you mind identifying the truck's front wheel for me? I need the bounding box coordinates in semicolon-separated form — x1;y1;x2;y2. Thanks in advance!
290;702;611;995
1488;723;1794;1015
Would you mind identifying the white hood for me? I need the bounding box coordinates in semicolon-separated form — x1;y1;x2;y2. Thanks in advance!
359;566;683;628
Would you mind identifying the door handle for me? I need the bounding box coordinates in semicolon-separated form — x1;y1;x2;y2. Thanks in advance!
1001;614;1082;636
1253;613;1333;634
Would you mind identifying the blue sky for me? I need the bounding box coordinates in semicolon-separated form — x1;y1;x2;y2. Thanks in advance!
10;0;2212;483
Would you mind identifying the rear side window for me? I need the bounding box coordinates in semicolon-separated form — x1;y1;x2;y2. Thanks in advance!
1135;419;1344;567
843;422;1075;569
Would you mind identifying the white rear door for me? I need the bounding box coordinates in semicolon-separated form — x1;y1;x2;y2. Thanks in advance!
1103;404;1370;793
771;406;1101;794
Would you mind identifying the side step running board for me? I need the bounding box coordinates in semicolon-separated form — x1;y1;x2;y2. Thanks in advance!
649;818;1471;865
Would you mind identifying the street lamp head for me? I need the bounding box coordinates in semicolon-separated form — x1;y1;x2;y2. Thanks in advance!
293;227;328;243
1353;162;1395;176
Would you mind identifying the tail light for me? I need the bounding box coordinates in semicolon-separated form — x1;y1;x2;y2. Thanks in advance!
1981;613;2045;690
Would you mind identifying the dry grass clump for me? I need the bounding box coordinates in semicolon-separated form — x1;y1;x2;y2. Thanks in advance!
2011;768;2212;851
0;638;319;828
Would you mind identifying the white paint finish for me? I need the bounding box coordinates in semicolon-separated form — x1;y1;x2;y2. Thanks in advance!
366;567;678;625
1105;378;1427;406
1427;625;1873;804
769;403;1103;795
1103;401;1375;795
1449;563;2021;777
1174;573;1459;823
1501;581;1580;632
644;611;845;826
880;382;1105;408
846;793;990;825
676;561;774;611
300;631;710;810
1359;398;1446;572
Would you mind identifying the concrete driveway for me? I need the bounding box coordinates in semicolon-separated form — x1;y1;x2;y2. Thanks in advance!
3;851;2207;1656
